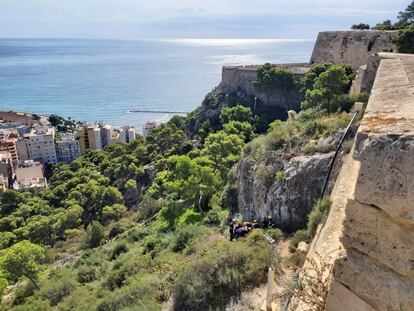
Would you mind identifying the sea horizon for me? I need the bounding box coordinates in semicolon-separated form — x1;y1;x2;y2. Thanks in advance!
0;37;315;133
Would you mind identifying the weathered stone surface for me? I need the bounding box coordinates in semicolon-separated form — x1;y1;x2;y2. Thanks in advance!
324;54;414;311
234;152;334;231
353;56;414;227
342;199;414;278
325;279;376;311
310;31;398;69
333;249;414;311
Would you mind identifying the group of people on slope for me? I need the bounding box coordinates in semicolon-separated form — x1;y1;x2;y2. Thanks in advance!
229;215;274;241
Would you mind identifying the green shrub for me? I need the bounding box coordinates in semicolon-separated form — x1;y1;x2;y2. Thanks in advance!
266;228;284;241
142;235;161;254
101;204;127;224
275;171;286;183
137;195;162;221
291;229;309;248
10;299;52;310
176;210;203;227
108;222;126;239
77;266;98;283
39;274;75;306
170;225;202;253
12;281;37;306
83;221;105;249
173;238;270;310
307;196;332;237
109;242;129;260
126;227;149;243
98;274;163;311
394;24;414;53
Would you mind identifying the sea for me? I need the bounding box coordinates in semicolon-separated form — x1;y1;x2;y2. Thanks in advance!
0;38;314;133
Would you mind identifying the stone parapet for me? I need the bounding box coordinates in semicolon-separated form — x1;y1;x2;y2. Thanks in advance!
328;53;414;310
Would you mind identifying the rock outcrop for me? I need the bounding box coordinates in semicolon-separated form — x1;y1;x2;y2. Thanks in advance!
234;152;334;231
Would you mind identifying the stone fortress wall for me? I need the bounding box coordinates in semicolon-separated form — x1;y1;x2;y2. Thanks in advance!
326;53;414;311
218;30;399;112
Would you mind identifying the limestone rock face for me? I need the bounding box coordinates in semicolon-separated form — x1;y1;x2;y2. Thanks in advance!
234;152;334;231
354;128;414;229
342;199;414;278
333;249;414;311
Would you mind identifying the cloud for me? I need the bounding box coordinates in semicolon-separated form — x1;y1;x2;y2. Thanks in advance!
0;0;408;38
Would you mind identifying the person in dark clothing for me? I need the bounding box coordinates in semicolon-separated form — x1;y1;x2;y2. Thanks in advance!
229;222;235;241
234;226;249;239
262;216;269;228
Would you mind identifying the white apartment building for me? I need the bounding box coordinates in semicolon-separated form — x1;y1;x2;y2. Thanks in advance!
55;133;81;163
25;127;57;163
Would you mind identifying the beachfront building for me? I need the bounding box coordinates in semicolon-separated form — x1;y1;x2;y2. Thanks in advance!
25;127;57;163
13;160;47;191
143;122;159;139
55;133;81;163
118;126;136;143
78;125;102;154
101;124;113;148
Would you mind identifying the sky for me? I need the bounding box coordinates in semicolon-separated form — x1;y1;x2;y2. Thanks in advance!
0;0;409;39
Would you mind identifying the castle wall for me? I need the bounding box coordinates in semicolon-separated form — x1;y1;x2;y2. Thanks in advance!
310;31;398;69
328;53;414;311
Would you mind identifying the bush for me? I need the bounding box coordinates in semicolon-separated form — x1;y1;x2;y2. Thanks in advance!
39;274;75;306
394;24;414;53
83;221;105;248
137;195;162;221
77;266;98;283
275;171;286;183
109;242;129;260
176;210;203;227
291;229;309;248
173;238;270;310
101;204;127;224
126;227;149;243
108;222;126;239
307;196;332;237
12;281;37;305
267;228;284;241
97;274;163;311
170;225;202;253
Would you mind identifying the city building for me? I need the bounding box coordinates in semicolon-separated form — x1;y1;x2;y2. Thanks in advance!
25;127;57;163
78;125;102;154
0;139;19;168
101;124;113;148
16;138;29;161
143;121;159;139
0;111;34;127
0;151;14;181
55;133;81;163
13;160;47;191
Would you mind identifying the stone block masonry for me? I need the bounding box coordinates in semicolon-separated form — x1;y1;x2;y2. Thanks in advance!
327;53;414;310
310;31;398;69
